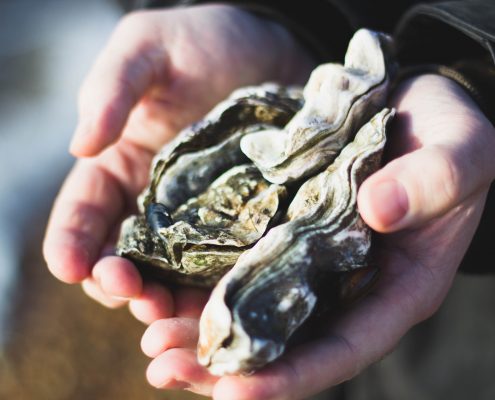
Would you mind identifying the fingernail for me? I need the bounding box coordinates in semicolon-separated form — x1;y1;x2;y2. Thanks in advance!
371;180;409;227
111;295;131;301
163;379;191;390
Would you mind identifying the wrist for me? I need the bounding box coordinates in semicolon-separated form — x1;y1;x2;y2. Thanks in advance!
394;64;486;113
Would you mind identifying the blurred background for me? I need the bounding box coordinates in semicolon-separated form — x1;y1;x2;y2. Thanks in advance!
0;1;493;400
0;0;203;399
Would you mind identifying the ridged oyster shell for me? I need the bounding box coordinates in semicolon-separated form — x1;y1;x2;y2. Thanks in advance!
118;164;286;286
198;108;394;374
240;29;394;184
116;28;396;373
141;84;303;211
117;84;302;286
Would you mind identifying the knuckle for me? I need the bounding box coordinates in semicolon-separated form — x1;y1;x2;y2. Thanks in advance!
116;10;153;34
82;279;125;309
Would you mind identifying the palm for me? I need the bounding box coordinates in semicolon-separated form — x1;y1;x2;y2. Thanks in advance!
142;75;495;399
73;6;313;156
43;5;314;308
42;5;494;397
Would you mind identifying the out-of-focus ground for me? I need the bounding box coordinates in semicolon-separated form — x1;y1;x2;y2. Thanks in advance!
0;218;203;400
0;1;494;400
347;275;495;400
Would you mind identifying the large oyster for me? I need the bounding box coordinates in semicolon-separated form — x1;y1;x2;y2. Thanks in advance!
119;164;287;286
240;28;394;183
141;84;303;211
198;108;393;375
116;29;396;373
118;84;302;286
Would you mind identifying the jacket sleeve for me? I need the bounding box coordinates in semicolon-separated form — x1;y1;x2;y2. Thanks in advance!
395;1;495;65
394;1;495;121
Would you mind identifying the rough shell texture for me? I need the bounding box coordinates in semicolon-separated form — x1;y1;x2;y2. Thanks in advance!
141;84;303;211
117;84;302;286
198;108;394;375
240;29;395;184
116;28;396;374
118;165;286;287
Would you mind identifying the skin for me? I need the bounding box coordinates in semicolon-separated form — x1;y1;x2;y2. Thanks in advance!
43;4;314;317
43;5;495;400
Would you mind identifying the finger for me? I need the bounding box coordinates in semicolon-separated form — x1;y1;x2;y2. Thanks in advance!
174;287;211;318
146;348;218;396
358;145;492;233
43;161;124;283
92;256;143;299
212;335;371;400
361;74;495;233
211;307;400;400
212;335;368;400
81;278;127;309
70;12;167;157
211;256;442;400
141;318;199;357
129;282;175;324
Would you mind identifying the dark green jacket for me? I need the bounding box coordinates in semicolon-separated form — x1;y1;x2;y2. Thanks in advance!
134;0;495;273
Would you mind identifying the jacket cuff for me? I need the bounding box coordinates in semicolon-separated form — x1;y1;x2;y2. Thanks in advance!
394;2;495;123
394;1;495;65
395;62;494;123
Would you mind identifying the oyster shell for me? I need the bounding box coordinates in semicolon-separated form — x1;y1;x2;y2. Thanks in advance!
240;29;395;184
141;84;303;211
116;28;397;374
118;84;301;286
197;108;393;375
118;164;286;287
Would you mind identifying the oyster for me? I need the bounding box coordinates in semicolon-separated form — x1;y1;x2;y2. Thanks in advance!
240;29;395;184
118;164;287;287
198;108;394;375
116;28;396;373
118;84;301;286
141;84;303;211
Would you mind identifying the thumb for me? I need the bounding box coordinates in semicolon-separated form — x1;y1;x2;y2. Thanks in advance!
358;144;492;232
70;13;167;157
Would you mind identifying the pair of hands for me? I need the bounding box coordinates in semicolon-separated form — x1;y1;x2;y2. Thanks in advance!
43;5;495;400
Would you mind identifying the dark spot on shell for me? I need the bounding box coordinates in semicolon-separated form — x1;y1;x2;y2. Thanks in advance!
146;203;173;231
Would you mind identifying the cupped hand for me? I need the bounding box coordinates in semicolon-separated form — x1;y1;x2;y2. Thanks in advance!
42;4;314;321
141;74;495;399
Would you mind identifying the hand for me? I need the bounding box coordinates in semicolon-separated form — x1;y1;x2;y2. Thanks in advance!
42;4;314;321
141;74;495;399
